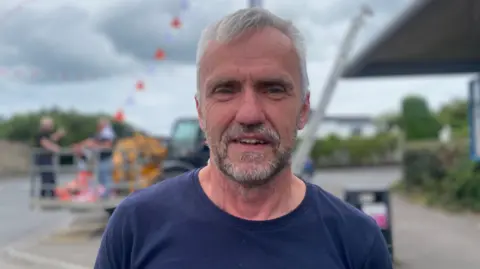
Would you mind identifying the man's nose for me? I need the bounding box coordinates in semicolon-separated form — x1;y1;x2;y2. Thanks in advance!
234;87;265;125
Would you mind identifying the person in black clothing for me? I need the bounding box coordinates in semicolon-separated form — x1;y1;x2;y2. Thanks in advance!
34;116;65;198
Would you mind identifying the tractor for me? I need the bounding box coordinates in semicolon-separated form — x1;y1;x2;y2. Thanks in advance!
161;117;209;180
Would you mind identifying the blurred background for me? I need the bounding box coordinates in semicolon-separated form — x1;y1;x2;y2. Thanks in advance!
0;0;479;268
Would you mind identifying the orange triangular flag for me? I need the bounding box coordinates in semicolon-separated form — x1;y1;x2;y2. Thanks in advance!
136;80;144;91
171;17;182;29
114;110;125;122
154;49;165;60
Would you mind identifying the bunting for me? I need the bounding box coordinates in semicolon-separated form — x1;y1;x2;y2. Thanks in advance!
0;0;189;83
113;0;189;122
0;0;190;124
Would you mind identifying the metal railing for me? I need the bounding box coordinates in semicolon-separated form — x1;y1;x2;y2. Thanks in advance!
29;146;159;211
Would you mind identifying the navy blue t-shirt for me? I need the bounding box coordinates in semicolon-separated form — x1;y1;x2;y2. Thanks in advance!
94;169;392;269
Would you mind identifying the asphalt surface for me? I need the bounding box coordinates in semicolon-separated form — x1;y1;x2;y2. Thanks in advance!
311;167;480;269
0;175;74;250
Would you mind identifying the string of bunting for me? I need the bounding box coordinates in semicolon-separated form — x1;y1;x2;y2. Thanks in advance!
0;0;189;124
0;0;189;81
114;0;189;123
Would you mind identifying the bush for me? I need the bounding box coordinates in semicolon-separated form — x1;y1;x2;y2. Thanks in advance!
0;108;139;166
401;95;441;141
402;149;445;189
401;139;480;212
0;108;137;146
310;133;399;167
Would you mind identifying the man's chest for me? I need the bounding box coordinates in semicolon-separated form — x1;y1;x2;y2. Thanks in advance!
132;224;349;269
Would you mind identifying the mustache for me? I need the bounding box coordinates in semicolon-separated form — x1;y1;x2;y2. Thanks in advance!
222;124;280;144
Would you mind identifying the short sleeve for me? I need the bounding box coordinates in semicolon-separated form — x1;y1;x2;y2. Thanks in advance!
361;227;393;269
94;202;133;269
97;126;116;142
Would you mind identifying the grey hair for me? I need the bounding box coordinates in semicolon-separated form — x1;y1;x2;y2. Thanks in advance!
195;7;309;100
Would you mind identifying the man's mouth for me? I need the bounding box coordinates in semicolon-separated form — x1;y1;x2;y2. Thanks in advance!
232;138;270;145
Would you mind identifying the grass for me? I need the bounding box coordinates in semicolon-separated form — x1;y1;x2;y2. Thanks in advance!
392;180;480;214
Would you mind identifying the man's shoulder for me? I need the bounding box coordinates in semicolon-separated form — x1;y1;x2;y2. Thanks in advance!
307;183;386;264
307;183;380;233
115;170;198;215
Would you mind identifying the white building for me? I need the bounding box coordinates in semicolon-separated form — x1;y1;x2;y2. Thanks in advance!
300;113;382;139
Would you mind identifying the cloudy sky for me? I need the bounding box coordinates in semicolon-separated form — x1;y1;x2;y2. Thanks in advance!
0;0;473;135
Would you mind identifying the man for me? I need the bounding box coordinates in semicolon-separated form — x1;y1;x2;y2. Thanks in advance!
94;8;392;269
302;156;315;181
76;118;116;198
34;116;65;198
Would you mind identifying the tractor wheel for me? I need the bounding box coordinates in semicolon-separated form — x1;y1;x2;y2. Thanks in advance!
105;207;115;217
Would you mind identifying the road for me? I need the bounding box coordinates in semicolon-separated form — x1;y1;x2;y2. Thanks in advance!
311;167;480;269
0;175;74;250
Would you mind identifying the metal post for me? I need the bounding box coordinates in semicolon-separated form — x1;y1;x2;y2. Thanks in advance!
248;0;263;8
291;5;373;176
29;147;36;210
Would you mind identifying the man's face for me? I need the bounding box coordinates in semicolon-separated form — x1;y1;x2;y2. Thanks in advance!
196;27;310;186
42;119;53;131
97;121;106;131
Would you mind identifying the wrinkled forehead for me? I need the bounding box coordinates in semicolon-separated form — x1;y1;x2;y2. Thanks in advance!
198;28;301;91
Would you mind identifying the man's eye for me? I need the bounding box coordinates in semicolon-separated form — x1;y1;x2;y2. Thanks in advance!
214;87;235;94
265;86;287;95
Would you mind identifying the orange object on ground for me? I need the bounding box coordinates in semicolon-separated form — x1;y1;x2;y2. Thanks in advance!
55;170;93;201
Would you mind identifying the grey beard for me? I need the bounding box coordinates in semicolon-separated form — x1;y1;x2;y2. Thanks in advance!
208;126;297;188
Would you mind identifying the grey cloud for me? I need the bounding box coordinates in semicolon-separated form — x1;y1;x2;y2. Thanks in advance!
96;0;236;64
0;0;239;84
0;4;139;84
311;0;413;26
0;0;412;85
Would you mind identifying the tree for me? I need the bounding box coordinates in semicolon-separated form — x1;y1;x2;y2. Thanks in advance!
401;95;441;141
437;99;468;138
375;111;401;132
0;108;138;145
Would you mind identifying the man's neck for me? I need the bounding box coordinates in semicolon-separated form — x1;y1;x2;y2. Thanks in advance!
198;164;306;221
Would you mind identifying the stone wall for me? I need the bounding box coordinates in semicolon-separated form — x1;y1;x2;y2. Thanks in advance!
0;140;30;177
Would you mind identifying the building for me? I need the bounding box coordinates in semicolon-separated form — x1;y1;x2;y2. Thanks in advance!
341;0;479;159
312;115;379;139
342;0;479;78
299;111;383;139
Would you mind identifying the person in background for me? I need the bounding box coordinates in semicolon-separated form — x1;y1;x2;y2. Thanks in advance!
34;116;65;198
302;156;315;181
76;118;116;198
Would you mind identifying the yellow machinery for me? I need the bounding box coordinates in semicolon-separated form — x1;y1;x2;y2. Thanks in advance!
112;132;168;191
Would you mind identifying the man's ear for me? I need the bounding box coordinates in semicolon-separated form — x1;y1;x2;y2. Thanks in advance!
195;95;205;131
297;91;310;130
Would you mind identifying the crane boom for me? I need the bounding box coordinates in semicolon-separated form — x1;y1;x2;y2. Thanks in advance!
292;5;373;177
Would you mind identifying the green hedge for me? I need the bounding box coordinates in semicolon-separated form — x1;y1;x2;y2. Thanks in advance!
310;133;400;167
402;139;480;212
0;108;137;146
0;108;138;166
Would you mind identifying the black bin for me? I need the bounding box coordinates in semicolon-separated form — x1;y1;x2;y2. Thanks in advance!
344;185;393;259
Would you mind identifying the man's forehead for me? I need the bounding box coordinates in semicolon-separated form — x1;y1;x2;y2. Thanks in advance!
201;31;297;73
204;28;293;59
205;68;292;85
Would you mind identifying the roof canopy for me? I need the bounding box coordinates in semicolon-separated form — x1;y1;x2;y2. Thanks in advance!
342;0;480;78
